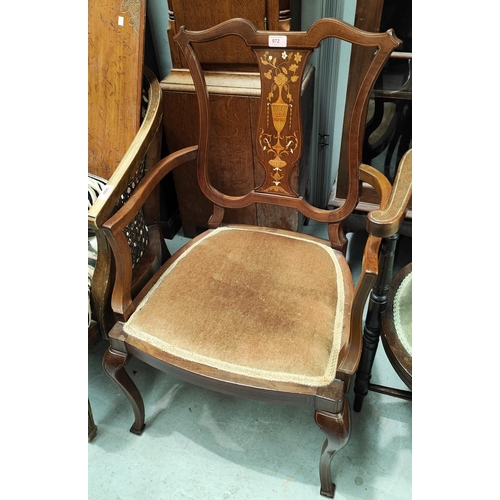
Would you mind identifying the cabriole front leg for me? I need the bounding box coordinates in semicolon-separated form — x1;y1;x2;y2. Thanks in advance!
315;403;350;498
103;346;145;435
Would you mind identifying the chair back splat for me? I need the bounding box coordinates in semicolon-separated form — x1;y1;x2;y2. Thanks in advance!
101;18;411;499
175;17;400;250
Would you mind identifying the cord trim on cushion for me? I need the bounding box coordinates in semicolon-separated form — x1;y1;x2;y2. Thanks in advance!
124;226;346;387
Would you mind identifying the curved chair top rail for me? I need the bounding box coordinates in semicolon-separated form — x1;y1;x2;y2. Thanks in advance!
175;17;400;50
175;18;401;224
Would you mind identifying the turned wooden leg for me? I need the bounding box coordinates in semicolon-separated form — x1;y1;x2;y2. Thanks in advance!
315;403;350;498
353;234;398;412
103;346;145;435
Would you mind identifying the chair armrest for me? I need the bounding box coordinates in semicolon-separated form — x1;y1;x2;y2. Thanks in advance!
339;233;380;375
102;145;198;320
365;149;412;238
88;66;163;231
359;163;393;210
103;146;198;235
340;155;411;374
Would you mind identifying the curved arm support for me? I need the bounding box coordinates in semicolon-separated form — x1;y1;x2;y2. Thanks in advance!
366;149;412;238
338;235;380;376
359;163;392;210
102;146;198;320
338;164;391;375
341;151;412;375
104;146;198;236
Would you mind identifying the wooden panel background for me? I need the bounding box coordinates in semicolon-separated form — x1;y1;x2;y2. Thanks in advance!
167;0;291;70
88;0;146;180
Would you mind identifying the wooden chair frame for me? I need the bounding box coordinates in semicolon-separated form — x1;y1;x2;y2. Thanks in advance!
100;19;411;497
88;67;197;441
88;67;166;339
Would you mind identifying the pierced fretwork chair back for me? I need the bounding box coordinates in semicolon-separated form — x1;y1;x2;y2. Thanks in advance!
174;18;401;251
88;67;166;442
88;66;166;339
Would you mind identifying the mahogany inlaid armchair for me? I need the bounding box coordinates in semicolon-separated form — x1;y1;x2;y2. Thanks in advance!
100;18;411;496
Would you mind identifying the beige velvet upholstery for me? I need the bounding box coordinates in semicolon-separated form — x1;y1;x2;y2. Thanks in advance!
124;226;352;387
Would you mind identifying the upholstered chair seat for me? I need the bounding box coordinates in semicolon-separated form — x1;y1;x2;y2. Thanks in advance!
123;226;353;387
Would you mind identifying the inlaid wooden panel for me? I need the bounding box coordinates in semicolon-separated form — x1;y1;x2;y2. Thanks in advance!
254;48;311;196
161;66;313;237
88;0;146;180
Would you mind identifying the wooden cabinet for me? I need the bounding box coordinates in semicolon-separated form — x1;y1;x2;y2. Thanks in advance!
161;66;314;237
88;0;146;180
166;0;291;70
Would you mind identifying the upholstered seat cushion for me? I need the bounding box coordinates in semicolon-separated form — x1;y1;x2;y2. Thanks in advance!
124;226;352;387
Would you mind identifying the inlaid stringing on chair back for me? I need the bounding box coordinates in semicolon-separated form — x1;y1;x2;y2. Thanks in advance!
174;18;400;237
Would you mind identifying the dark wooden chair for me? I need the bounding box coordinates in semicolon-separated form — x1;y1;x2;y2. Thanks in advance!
353;234;412;410
100;18;411;497
87;68;196;441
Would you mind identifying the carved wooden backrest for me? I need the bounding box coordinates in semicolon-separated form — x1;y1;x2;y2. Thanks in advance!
174;18;400;250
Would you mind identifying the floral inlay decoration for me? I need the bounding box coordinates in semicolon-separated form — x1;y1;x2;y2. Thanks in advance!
258;50;304;194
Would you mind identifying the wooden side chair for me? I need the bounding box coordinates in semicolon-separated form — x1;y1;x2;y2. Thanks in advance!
100;18;411;496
